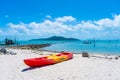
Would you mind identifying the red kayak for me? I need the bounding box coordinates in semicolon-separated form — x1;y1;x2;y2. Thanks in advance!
24;52;73;67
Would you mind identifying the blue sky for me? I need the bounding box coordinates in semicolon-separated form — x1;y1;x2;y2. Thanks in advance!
0;0;120;40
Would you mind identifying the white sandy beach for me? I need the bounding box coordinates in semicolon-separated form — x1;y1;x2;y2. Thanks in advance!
0;48;120;80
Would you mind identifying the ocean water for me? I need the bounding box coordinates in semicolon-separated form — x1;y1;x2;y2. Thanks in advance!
42;40;120;55
0;40;65;45
0;40;120;55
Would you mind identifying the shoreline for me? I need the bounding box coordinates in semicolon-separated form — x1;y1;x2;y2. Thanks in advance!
1;42;119;56
1;46;119;60
7;43;51;50
1;43;119;57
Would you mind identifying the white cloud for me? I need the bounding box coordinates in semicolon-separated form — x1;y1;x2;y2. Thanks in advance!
113;15;120;27
8;23;30;34
94;15;120;28
1;15;120;40
55;16;76;22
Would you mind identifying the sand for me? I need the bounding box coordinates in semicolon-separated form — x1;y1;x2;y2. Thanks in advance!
0;48;120;80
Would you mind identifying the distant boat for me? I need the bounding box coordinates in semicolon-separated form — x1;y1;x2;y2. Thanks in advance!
5;38;15;45
83;40;92;44
0;38;17;45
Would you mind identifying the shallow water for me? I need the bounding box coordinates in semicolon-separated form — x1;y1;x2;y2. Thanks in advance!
42;40;120;55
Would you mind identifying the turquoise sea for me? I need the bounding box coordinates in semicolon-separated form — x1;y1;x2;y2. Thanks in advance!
0;40;120;55
42;40;120;55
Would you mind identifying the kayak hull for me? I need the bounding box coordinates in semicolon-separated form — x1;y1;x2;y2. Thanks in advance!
24;57;55;67
24;52;73;67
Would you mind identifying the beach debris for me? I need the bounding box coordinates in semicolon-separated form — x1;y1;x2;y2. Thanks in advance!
115;56;119;60
9;51;16;55
105;55;113;59
0;47;16;55
57;77;64;80
0;47;7;54
91;54;114;59
82;51;89;58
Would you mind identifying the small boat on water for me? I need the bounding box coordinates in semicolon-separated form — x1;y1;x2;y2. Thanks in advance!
23;52;73;67
5;38;15;45
0;38;16;45
83;40;92;44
